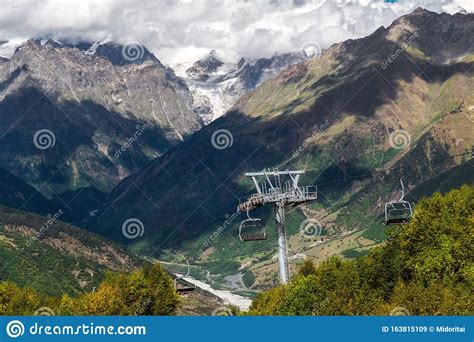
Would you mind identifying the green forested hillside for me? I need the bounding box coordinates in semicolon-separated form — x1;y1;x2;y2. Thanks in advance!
1;8;472;303
0;263;179;315
1;186;472;316
88;10;473;290
0;205;143;296
248;186;474;315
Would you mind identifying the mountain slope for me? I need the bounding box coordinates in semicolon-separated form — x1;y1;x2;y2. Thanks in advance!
0;205;143;296
0;39;202;203
0;167;56;215
88;9;473;287
249;185;474;315
173;50;308;123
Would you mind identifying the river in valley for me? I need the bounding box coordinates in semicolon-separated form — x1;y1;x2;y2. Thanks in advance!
179;275;252;311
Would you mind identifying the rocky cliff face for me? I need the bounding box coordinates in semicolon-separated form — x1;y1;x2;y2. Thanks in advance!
90;9;473;268
0;39;203;199
173;50;308;124
0;8;472;290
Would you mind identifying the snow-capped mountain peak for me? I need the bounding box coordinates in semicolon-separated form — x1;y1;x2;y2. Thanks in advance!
185;50;227;81
173;51;309;124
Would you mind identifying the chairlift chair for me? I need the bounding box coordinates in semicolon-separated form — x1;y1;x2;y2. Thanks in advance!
175;279;196;294
384;179;413;225
239;204;268;241
174;260;196;294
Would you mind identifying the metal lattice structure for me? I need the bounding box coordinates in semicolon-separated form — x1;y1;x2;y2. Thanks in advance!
237;170;317;284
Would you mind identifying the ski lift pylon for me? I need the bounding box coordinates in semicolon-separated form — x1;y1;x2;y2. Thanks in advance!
383;178;413;225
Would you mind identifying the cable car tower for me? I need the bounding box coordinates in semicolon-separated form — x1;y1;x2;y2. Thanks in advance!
237;170;317;284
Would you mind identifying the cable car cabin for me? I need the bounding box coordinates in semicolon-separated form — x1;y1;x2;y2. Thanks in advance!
383;178;413;225
239;217;268;241
384;200;413;225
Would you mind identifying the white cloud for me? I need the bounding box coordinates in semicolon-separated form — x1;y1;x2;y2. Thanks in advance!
0;0;471;65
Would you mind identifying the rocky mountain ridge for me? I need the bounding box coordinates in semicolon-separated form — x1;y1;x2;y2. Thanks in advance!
87;8;473;288
173;50;309;123
0;38;203;203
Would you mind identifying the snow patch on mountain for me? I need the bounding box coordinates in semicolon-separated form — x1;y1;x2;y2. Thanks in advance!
0;39;27;59
173;50;309;124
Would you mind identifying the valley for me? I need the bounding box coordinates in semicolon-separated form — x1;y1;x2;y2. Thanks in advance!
173;50;308;123
0;7;472;315
0;205;143;296
87;9;473;293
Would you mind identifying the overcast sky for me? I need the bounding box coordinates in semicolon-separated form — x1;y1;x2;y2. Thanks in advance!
0;0;472;65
